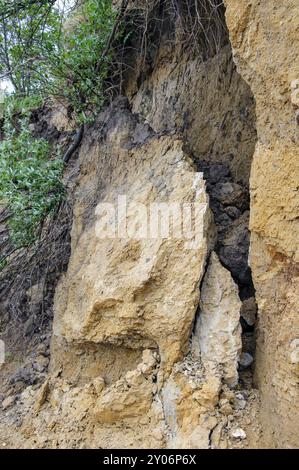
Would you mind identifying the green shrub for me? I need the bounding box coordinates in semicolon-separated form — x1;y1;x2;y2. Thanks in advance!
0;0;121;124
0;94;44;118
0;0;61;96
46;0;119;123
0;100;65;251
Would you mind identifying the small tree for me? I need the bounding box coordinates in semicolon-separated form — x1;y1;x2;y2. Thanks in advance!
47;0;118;120
0;0;61;96
0;0;122;120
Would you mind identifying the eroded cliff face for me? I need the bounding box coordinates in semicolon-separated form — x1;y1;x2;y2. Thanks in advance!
19;100;245;449
224;0;299;448
0;0;297;449
52;106;213;377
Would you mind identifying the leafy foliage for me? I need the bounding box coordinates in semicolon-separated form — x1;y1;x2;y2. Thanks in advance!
0;98;64;251
47;0;118;121
0;0;122;122
0;92;43;117
0;0;61;95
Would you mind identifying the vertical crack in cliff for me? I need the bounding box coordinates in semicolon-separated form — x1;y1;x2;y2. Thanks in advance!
195;159;257;386
188;27;258;389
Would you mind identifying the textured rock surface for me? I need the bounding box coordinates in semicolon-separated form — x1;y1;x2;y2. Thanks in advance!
52;102;213;379
161;360;221;448
240;297;257;327
128;44;256;184
195;160;253;298
225;0;299;448
193;252;242;387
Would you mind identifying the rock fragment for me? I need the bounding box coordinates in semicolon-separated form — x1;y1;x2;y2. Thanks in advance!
2;395;15;410
231;428;247;440
238;352;254;370
193;252;242;387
